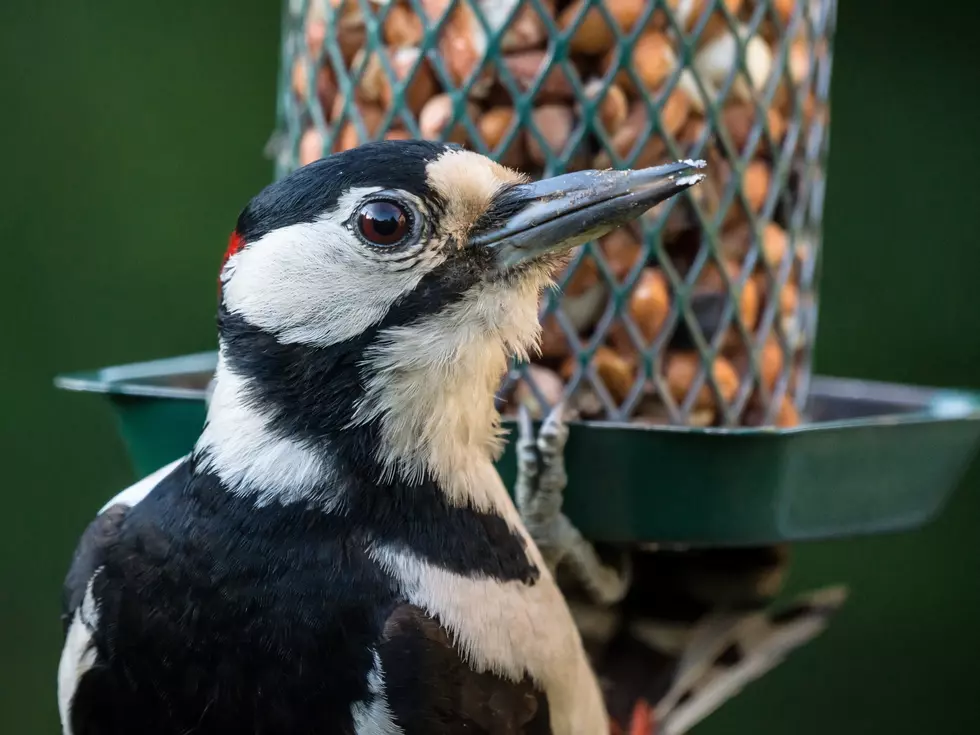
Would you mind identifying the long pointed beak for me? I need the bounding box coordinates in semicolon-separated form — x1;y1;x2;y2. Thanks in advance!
471;159;706;269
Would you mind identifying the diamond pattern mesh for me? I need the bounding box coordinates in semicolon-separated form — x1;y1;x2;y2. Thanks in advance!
277;0;836;428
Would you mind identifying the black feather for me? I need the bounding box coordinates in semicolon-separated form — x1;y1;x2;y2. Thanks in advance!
63;449;542;733
217;304;537;584
236;140;461;244
380;604;552;734
62;504;130;633
67;460;392;734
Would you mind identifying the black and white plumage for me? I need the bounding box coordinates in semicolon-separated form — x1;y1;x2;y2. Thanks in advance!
58;141;705;735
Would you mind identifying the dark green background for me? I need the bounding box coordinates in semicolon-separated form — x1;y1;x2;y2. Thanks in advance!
2;0;978;732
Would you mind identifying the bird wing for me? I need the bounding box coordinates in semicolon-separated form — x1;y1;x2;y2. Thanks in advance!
59;458;188;735
96;456;187;515
62;456;187;629
376;603;554;735
60;503;129;633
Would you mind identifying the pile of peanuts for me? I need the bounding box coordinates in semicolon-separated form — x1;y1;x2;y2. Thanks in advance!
289;0;832;428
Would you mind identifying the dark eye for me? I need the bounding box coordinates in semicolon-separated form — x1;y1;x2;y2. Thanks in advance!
356;201;410;247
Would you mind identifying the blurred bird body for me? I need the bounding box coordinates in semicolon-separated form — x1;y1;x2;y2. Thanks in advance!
57;141;704;734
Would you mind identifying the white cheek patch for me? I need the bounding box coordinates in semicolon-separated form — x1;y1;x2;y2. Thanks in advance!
222;187;442;348
195;356;343;509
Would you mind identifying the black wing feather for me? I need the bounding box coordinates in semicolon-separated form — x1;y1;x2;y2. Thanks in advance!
379;604;553;735
61;503;130;633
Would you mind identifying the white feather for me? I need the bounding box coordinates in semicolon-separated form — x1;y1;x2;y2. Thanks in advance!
195;356;344;509
98;456;185;514
222;188;442;348
57;574;101;735
371;531;608;735
351;651;403;735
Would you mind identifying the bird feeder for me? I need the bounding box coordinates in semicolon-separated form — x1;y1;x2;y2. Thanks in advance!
56;0;980;546
281;0;831;430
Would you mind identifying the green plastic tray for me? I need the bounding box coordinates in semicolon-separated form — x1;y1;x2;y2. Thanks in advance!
55;351;980;546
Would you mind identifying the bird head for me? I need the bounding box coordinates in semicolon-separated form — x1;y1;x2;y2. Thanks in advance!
206;140;704;497
219;140;703;349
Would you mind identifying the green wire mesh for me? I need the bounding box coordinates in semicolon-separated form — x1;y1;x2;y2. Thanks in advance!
274;0;836;429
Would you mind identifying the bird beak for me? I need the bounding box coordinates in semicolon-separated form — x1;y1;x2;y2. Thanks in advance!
471;159;706;269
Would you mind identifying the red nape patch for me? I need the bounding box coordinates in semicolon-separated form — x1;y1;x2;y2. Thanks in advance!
218;230;245;296
222;230;245;270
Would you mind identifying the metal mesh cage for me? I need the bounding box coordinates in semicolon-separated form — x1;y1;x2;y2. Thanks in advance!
276;0;836;428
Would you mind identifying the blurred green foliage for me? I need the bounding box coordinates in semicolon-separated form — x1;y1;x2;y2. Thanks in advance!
1;0;978;732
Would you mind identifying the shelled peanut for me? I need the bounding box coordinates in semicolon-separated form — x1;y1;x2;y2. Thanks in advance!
290;0;826;428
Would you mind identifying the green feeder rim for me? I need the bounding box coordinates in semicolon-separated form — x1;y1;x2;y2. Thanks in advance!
55;351;980;546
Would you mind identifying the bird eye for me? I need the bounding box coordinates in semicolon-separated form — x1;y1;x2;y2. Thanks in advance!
356;200;410;247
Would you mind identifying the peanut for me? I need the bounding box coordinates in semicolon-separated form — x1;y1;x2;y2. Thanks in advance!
743;160;771;213
584;80;629;135
776;396;800;427
526;105;575;166
504;50;575;102
419;94;476;145
334;104;384;151
773;0;796;25
761;336;784;391
633;32;676;92
383;4;424;47
379;48;438;116
666;352;740;408
501;0;554;53
513;365;566;418
299;127;325;166
563;251;601;297
539;313;571;361
581;346;637;404
629;268;670;344
559;0;647;56
600;226;643;281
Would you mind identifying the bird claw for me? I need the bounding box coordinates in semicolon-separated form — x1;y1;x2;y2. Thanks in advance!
514;401;631;606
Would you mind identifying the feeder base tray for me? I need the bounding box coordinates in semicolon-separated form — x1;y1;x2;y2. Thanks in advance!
56;351;980;546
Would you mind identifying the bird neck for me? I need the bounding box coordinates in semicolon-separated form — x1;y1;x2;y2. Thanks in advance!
193;304;522;513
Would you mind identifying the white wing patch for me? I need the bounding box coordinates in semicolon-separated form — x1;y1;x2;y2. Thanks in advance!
57;573;101;735
98;456;186;514
351;650;403;735
370;543;608;735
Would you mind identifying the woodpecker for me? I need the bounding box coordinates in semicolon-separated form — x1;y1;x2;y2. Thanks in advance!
58;140;706;735
514;407;848;735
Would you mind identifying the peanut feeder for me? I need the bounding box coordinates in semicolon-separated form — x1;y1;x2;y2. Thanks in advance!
281;0;835;429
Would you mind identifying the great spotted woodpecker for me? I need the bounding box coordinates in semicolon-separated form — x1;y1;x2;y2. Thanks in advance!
57;140;705;735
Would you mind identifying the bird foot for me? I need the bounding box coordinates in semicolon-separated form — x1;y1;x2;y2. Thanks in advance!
514;403;631;606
